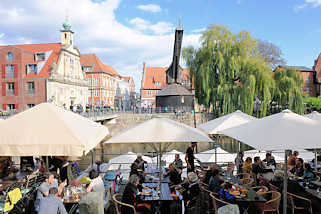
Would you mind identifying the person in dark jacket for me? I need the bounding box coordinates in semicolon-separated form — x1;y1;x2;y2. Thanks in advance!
163;163;181;187
134;154;147;171
252;157;273;176
177;172;200;208
208;168;225;193
263;153;276;167
290;158;304;177
203;164;219;185
121;174;151;214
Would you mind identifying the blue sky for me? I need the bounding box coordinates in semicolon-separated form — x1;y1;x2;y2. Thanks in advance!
0;0;320;91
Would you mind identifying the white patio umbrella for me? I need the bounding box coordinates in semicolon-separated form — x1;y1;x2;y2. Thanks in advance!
196;148;236;163
108;152;153;170
0;103;109;156
152;149;185;166
220;109;321;214
104;116;213;187
305;111;321;123
198;110;257;162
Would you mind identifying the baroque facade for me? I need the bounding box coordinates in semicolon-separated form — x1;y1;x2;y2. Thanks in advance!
0;20;88;111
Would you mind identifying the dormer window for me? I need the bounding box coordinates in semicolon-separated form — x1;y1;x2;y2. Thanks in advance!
7;52;14;62
26;64;38;74
35;53;45;61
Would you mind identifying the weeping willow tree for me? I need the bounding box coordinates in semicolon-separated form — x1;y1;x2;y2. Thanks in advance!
272;67;305;114
183;25;274;117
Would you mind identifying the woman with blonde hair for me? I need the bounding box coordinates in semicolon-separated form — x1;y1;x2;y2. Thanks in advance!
242;157;252;173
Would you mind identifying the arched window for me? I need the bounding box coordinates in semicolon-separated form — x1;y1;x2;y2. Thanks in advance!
7;52;14;61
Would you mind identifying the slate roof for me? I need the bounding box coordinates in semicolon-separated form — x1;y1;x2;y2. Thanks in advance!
156;83;193;96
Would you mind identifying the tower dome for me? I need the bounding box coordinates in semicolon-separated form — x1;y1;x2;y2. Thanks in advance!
62;19;72;31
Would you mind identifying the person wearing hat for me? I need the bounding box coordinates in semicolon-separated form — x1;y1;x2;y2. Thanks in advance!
185;142;198;173
176;172;200;208
134;154;147;171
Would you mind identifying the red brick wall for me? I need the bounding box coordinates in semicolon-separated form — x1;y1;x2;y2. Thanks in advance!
0;46;47;111
301;72;317;97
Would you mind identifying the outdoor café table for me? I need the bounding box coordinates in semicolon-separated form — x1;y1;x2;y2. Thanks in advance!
141;182;183;214
234;186;267;214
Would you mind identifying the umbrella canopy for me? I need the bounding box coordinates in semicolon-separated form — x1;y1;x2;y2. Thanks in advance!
196;148;236;163
244;150;284;162
105;116;213;144
0;103;109;156
108;152;153;170
198;110;257;135
152;149;184;165
220;109;321;151
305;111;321;123
220;109;321;214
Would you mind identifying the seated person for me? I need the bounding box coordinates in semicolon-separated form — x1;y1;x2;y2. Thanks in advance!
178;172;200;208
121;174;151;214
287;151;299;169
173;154;183;172
252;157;273;177
302;163;316;181
208;168;224;193
130;163;139;177
203;163;218;185
134;154;147;171
290;158;304;177
219;182;235;204
242;157;252;174
271;170;321;214
20;156;35;172
163;163;181;187
0;156;14;178
86;170;105;193
35;173;66;211
39;187;67;214
263;153;276;167
312;151;321;164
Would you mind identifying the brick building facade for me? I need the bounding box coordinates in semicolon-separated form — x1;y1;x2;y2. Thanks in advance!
140;62;192;108
0;21;88;111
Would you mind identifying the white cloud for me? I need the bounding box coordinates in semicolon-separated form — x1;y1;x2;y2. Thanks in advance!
0;0;200;90
129;17;149;30
150;22;174;35
129;17;174;35
137;4;162;13
294;0;321;12
191;28;206;33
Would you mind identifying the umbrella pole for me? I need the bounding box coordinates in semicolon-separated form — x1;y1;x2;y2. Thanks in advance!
46;156;49;172
314;149;317;170
159;143;162;193
91;150;95;166
215;136;217;164
283;150;288;214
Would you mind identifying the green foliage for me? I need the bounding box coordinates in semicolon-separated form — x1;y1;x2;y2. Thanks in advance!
183;25;274;117
272;67;305;114
305;97;321;110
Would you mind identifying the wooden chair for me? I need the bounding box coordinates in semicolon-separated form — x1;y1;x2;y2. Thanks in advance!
241;178;254;187
276;163;284;170
287;192;313;214
252;186;268;195
258;191;281;214
200;185;218;213
269;183;280;192
169;178;188;190
237;173;251;179
210;192;231;214
112;193;136;214
315;175;320;182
